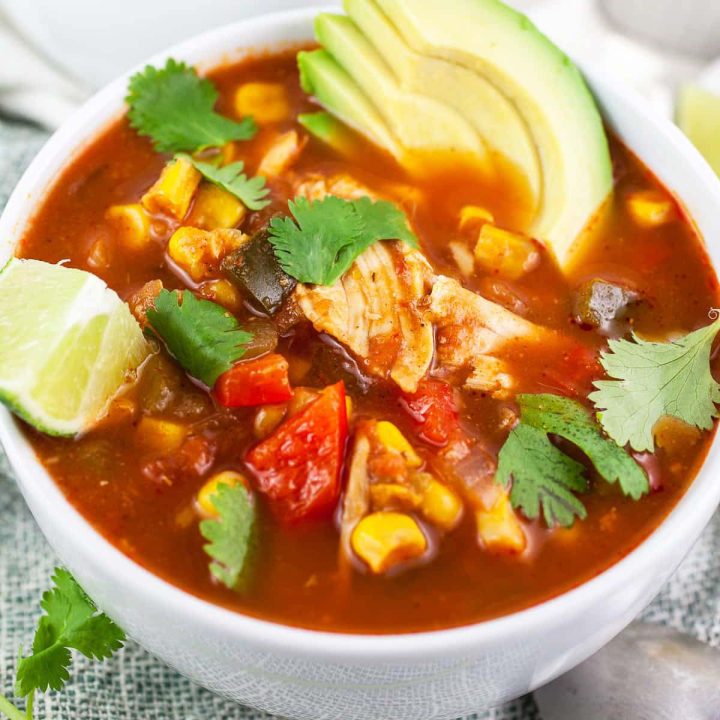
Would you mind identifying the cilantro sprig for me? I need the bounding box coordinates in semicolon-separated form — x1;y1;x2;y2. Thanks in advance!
497;394;648;528
126;59;257;153
146;289;252;387
268;195;418;285
590;316;720;451
200;482;256;589
180;154;270;211
0;568;125;719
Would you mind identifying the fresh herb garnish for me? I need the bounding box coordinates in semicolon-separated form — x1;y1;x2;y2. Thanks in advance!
146;289;252;387
200;482;255;589
590;317;720;451
179;154;270;210
268;195;418;285
497;422;589;528
126;59;257;153
0;568;125;719
496;394;648;528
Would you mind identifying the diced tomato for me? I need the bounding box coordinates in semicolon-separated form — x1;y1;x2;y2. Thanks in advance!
541;344;602;398
245;381;348;523
401;379;460;446
214;354;292;407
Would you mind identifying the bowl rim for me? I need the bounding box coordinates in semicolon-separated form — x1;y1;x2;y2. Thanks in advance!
2;4;720;663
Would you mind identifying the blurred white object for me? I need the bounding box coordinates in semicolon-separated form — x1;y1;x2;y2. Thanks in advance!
526;0;704;119
0;0;336;88
602;0;720;60
535;622;720;720
0;16;86;127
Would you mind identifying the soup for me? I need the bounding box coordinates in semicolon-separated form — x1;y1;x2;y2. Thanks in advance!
5;40;719;633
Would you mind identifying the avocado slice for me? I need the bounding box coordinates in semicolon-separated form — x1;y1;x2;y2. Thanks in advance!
297;49;401;157
314;14;488;162
374;0;612;266
298;111;359;156
344;0;541;207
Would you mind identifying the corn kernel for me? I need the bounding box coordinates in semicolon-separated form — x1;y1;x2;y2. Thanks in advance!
376;421;422;468
258;130;306;177
142;157;201;220
459;205;494;233
413;473;463;531
137;417;187;454
626;189;676;228
474;224;540;280
369;483;422;512
197;471;248;518
234;82;290;125
198;279;243;312
253;403;287;439
167;227;247;282
197;471;247;516
476;491;526;554
106;204;151;251
351;512;427;574
187;183;246;230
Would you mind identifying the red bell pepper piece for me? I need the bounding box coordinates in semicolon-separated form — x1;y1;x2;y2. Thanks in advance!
214;353;292;407
401;378;460;446
245;381;348;523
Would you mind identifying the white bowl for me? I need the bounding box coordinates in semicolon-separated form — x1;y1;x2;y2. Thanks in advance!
2;7;720;720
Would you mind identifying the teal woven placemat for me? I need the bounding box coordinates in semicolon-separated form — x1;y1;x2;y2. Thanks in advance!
0;117;718;719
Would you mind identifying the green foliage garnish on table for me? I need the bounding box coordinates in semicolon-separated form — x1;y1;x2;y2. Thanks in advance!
268;195;418;285
590;317;720;452
200;483;256;589
180;154;271;211
126;59;257;153
146;289;253;387
0;568;125;720
497;394;648;528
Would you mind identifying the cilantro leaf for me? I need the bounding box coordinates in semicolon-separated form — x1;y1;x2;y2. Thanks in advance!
146;290;252;387
15;568;125;697
200;482;255;589
590;318;720;451
268;195;418;285
496;394;648;528
126;59;256;153
497;423;588;528
180;154;270;211
519;394;649;499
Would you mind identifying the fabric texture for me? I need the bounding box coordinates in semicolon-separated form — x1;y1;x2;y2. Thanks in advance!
0;117;719;720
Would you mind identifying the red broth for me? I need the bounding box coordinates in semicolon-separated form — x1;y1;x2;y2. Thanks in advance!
17;49;718;633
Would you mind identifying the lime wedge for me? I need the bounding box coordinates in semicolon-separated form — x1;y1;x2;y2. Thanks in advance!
0;258;151;436
677;85;720;177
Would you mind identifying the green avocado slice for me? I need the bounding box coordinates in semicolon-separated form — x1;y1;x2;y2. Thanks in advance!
297;49;401;157
374;0;613;266
344;0;541;208
314;14;488;163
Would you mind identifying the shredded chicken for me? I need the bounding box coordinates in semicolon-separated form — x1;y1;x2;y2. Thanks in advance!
340;431;371;557
292;172;554;396
297;241;434;393
427;275;551;397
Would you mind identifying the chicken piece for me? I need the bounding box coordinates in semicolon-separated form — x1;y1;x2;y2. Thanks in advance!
293;172;379;202
257;130;307;177
428;275;550;396
296;241;434;393
127;279;163;329
340;431;371;556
